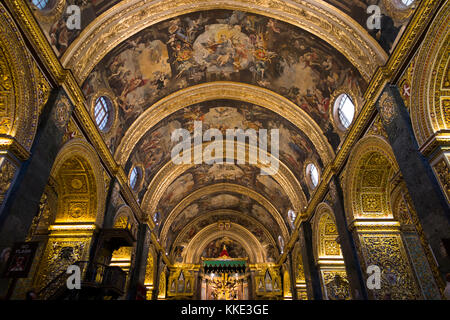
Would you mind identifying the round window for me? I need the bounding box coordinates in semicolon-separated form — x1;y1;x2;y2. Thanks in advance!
94;96;113;132
334;93;355;130
306;163;319;189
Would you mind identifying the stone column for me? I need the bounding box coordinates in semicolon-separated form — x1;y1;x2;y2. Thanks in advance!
126;223;150;300
376;84;450;276
0;88;73;297
0;88;73;246
298;221;322;300
329;176;368;299
287;252;298;300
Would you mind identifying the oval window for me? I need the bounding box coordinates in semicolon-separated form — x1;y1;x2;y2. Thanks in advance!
334;93;355;130
32;0;50;10
306;163;319;189
94;96;113;132
129;166;142;191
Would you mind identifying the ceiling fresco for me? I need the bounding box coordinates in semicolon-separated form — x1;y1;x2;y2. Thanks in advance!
155;162;294;226
162;191;285;249
127;100;321;202
201;237;248;258
82;9;367;154
30;0;122;56
29;1;414;59
170;211;279;263
23;0;418;266
323;0;415;52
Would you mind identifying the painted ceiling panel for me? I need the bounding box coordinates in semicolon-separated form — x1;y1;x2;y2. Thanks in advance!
126;100;321;202
82;9;366;155
162;191;285;248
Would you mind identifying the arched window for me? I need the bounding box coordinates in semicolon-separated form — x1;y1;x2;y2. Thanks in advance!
306;163;319;189
94;96;113;132
32;0;49;10
334;93;355;129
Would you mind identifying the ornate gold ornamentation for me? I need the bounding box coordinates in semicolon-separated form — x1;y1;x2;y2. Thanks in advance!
367;115;389;140
182;221;266;264
51;139;107;225
140;141;306;224
0;157;17;203
171;209;277;260
160;183;289;249
313;203;342;259
34;238;90;293
361;194;382;213
115;82;334;168
358;234;420;300
344;136;398;222
322;271;350;300
0;3;41;152
434;159;450;201
411;2;450;149
53;95;72;129
67;201;87;219
379;92;396;124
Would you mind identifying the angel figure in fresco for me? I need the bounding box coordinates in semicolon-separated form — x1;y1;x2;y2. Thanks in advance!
49;18;70;53
119;77;149;103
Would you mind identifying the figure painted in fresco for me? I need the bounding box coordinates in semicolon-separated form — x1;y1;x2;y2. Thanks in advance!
201;237;248;259
83;10;367;155
127;101;321;204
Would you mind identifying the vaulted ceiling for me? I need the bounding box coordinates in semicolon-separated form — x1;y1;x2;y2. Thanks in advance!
29;0;417;263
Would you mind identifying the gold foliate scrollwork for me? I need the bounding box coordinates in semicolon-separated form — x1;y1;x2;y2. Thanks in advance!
434;159;450;201
0;158;17;203
411;2;450;148
322;271;350;300
359;234;420;300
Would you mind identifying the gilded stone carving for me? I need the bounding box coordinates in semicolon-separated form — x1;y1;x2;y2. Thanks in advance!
34;238;89;292
0;157;17;203
0;3;42;152
359;234;420;300
53;95;72;129
322;271;350;300
367;115;389;140
344;136;398;221
434;159;450;201
379;92;396;124
160;183;289;248
361;194;382;213
411;2;450;148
